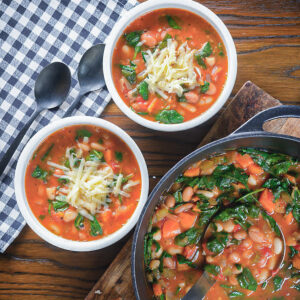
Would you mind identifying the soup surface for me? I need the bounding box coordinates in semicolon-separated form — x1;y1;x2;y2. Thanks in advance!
112;8;228;124
25;125;141;241
144;148;300;299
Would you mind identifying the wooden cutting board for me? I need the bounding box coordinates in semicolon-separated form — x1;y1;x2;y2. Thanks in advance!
86;81;300;300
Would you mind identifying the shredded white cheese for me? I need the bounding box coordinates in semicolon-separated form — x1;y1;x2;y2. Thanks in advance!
48;147;140;216
144;39;197;96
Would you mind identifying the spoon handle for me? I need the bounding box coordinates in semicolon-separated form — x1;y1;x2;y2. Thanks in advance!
0;108;41;176
63;92;85;117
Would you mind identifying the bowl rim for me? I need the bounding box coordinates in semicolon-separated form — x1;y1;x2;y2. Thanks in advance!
14;116;149;251
103;0;237;132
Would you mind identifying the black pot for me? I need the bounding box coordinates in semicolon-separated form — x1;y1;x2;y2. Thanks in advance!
131;105;300;300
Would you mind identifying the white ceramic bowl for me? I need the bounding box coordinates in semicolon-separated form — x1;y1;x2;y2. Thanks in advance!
14;117;149;251
104;0;237;132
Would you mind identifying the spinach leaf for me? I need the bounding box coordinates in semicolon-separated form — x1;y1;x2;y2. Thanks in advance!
58;177;69;184
119;64;136;84
177;94;187;102
155;110;184;124
199;42;212;58
273;275;283;292
263;177;291;200
213;164;249;190
237;268;257;291
166;15;181;30
176;254;196;268
137;112;149;116
159;250;172;272
198;206;219;227
200;81;210;93
75;129;92;140
206;232;229;254
115;151;123;162
90;216;103;236
41;143;54;161
195;54;206;69
173;190;183;203
237;188;264;204
261;210;281;236
215;205;248;223
247;205;260;218
228;291;244;298
139;81;149;100
86;150;104;162
75;213;84;230
52;196;69;212
159;33;172;50
238;148;295;176
289;246;299;258
204;264;220;276
124;31;142;47
32;165;48;182
175;227;202;247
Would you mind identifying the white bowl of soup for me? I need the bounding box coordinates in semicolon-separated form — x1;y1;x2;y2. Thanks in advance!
104;0;237;132
14;117;149;251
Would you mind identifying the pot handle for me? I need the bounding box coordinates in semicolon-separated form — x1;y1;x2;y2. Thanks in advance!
233;105;300;134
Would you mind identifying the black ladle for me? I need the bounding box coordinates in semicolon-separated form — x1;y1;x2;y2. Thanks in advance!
0;62;71;176
63;43;105;117
183;205;286;300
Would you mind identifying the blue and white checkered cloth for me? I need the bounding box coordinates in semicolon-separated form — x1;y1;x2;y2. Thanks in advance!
0;0;137;252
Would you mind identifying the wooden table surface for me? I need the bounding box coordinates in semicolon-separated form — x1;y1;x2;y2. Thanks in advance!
1;0;299;299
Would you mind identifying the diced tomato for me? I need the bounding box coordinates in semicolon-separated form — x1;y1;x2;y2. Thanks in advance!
259;189;275;214
162;219;181;239
295;245;300;251
183;245;198;260
261;247;272;258
184;167;200;177
235;153;254;169
178;212;197;230
153;283;163;296
215;272;225;281
248;163;264;176
232;224;241;233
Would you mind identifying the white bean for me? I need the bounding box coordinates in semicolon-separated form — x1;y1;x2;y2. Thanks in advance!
46;187;56;200
223;220;235;233
273;237;283;255
149;259;160;270
205;57;215;67
91;142;105;151
234;230;247;240
182;186;194;202
168;245;183;256
63;209;77;222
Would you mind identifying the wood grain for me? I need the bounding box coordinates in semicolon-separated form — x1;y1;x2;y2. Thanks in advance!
85;81;300;300
1;1;300;299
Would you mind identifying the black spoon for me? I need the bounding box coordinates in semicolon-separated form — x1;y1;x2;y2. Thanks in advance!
64;43;105;117
0;62;71;176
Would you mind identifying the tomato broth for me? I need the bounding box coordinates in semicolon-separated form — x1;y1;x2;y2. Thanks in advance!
112;8;228;124
25;125;141;241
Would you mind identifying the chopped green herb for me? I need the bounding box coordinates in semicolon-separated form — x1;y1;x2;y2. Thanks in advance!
175;286;181;295
155;110;184;124
52;196;69;212
159;33;172;50
137;112;149;115
48;200;52;215
273;276;283;292
75;213;84;230
124;31;142;47
98;138;103;144
176;254;196;268
204;264;220;276
228;291;244;298
41;143;54;161
237;268;257;291
218;42;225;56
115;151;123;162
86;149;104;162
139;81;149;100
119;64;136;84
200;81;210;93
118;194;123;205
90;216;103;236
32;165;48;182
166;15;181;30
289;246;299;258
39;215;45;220
75;129;92;140
58;177;69;184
